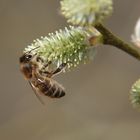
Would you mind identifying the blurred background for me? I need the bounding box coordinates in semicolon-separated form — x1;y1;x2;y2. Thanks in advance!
0;0;140;140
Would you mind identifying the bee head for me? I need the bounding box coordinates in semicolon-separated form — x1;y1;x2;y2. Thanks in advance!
19;54;33;63
20;47;40;64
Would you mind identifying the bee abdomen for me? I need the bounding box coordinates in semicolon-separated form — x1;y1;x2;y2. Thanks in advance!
54;88;65;98
45;83;65;98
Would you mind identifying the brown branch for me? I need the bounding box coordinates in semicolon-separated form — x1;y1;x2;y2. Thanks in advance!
94;23;140;60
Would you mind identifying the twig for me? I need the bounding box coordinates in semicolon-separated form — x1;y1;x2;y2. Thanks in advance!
94;23;140;60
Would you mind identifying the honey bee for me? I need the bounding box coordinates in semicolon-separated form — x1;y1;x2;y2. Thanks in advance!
19;47;66;104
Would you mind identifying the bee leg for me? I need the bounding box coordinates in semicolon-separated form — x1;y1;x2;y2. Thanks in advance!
52;63;67;75
39;70;52;76
41;61;52;69
39;63;67;77
36;56;44;63
39;61;52;76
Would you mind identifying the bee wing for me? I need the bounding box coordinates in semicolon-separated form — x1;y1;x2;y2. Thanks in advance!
28;81;45;105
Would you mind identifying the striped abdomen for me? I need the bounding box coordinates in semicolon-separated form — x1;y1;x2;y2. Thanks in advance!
35;77;65;98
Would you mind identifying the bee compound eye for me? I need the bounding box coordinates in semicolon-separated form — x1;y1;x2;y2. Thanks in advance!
27;55;32;58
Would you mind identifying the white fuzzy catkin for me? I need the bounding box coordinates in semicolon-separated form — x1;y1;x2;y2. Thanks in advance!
132;18;140;48
25;26;102;71
130;79;140;109
61;0;113;26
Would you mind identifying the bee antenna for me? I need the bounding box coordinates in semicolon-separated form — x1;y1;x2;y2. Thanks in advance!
25;46;40;55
